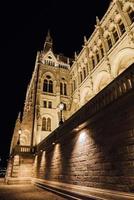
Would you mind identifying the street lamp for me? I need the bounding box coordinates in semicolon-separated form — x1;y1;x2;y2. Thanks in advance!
59;102;64;125
17;128;22;145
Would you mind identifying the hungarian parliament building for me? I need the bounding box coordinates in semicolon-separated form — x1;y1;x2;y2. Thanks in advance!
6;0;134;193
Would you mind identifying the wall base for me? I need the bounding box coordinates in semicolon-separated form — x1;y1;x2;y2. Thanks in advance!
32;178;134;200
5;177;31;185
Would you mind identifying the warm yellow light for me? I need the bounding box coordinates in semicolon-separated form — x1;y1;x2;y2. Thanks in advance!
18;129;22;135
59;102;64;111
79;130;86;143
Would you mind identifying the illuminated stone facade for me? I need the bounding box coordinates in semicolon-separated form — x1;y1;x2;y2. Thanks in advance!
7;0;134;192
10;0;134;150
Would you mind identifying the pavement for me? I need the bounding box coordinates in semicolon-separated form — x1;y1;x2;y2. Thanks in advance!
0;179;67;200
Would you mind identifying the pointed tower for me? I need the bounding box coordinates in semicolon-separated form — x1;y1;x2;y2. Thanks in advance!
44;30;53;53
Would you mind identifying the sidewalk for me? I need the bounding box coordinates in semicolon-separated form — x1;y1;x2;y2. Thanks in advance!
0;181;67;200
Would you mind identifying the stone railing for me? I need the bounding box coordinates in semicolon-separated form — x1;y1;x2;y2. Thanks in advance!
12;145;35;155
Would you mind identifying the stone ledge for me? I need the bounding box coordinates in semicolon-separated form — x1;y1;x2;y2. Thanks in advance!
32;178;134;200
5;177;31;185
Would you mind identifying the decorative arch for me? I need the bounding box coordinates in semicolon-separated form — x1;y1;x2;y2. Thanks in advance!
41;115;52;131
111;48;134;77
93;71;111;93
42;72;56;93
20;129;31;146
80;86;93;105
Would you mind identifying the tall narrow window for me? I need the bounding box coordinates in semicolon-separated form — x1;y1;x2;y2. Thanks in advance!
91;56;95;69
100;45;104;58
47;118;51;131
128;8;134;23
83;67;86;79
107;35;112;50
113;28;119;43
80;72;83;83
118;21;126;35
64;83;67;95
73;80;76;91
43;76;53;93
42;117;46;131
43;80;48;92
49;80;53;93
71;83;73;93
63;103;67;111
60;83;63;95
48;101;52;108
44;101;47;108
96;50;100;63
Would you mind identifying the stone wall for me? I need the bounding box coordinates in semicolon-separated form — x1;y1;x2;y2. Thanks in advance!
34;64;134;192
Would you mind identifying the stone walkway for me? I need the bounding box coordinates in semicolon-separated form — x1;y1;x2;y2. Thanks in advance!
0;180;67;200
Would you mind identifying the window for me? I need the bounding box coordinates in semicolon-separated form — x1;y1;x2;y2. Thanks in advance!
47;118;51;131
100;45;104;58
113;28;119;43
96;50;100;63
91;56;95;69
43;80;48;92
118;21;126;35
80;71;83;83
60;83;63;95
83;67;86;79
42;117;46;131
107;35;112;50
48;101;52;108
49;80;53;93
60;82;67;95
63;103;67;111
43;78;53;93
64;83;67;95
42;117;51;131
73;80;76;91
44;101;47;108
128;8;134;23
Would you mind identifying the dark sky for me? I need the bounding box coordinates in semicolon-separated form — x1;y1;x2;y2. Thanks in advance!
0;0;111;166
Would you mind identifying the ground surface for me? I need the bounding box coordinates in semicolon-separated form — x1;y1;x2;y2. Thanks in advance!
0;179;67;200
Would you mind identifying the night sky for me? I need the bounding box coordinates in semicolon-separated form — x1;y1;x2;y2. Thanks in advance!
0;0;111;166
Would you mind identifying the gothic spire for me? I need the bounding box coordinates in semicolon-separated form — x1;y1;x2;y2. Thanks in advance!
44;30;53;53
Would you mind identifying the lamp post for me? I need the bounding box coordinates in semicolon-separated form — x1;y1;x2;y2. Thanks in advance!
59;102;64;125
17;128;22;145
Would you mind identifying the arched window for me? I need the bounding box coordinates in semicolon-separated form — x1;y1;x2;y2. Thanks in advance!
118;20;126;35
49;80;53;93
96;50;100;63
127;7;134;24
100;44;104;58
42;117;46;131
43;80;48;92
64;83;67;95
112;28;119;43
80;71;83;83
47;118;51;131
60;82;67;95
42;117;51;131
73;80;76;91
60;83;63;95
106;35;112;50
91;56;95;69
83;67;86;79
43;77;53;93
